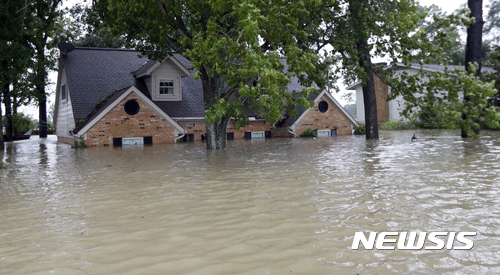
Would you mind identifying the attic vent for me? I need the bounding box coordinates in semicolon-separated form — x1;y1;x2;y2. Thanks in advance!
318;100;329;113
124;100;140;115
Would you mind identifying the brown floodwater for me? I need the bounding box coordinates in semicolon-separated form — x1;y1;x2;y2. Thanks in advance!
1;130;500;274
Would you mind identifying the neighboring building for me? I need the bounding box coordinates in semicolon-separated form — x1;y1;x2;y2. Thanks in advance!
54;46;358;147
347;63;495;125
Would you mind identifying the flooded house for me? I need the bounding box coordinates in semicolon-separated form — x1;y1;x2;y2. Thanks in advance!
347;63;495;125
54;44;358;147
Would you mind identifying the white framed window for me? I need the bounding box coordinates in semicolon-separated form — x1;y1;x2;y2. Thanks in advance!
159;79;174;95
122;137;143;146
317;130;330;138
251;131;265;139
153;76;182;101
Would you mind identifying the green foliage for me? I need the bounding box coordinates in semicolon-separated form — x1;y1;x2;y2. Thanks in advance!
72;135;87;149
484;0;500;42
354;123;366;135
483;45;500;107
64;3;126;48
12;113;38;132
379;119;417;130
0;160;4;169
2;113;38;133
398;63;500;138
102;0;320;149
300;127;316;137
415;4;492;66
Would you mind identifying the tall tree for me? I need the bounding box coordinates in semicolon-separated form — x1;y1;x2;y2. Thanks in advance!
103;0;321;149
29;0;62;138
462;0;484;137
301;0;432;140
0;0;34;143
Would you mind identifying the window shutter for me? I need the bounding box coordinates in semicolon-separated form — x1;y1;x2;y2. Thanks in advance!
265;131;271;138
244;132;251;140
227;132;234;140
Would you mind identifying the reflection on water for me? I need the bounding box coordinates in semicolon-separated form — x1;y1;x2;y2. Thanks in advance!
1;130;500;274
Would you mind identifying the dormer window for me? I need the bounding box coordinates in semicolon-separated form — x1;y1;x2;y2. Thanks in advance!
152;76;182;101
159;79;174;95
136;57;190;102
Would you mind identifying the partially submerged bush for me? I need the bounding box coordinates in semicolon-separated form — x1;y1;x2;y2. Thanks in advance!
300;127;316;137
72;135;87;149
379;119;417;130
354;123;365;135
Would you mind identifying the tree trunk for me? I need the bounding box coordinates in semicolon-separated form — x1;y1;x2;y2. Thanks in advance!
0;84;4;150
3;83;13;141
357;38;379;140
12;96;17;136
462;0;483;138
36;42;48;138
200;67;230;149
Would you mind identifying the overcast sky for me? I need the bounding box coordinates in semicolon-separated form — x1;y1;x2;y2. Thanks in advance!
15;0;496;117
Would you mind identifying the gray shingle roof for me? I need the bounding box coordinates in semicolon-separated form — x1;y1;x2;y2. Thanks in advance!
64;48;149;121
63;47;309;123
274;92;319;128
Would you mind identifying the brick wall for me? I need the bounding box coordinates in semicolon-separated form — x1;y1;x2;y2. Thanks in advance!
58;136;74;145
85;93;178;146
179;122;206;141
228;120;273;139
180;120;288;141
295;94;353;136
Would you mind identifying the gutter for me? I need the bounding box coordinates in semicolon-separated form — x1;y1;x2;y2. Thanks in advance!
288;127;297;137
175;131;186;143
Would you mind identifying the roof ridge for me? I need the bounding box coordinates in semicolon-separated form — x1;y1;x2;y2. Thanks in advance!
73;47;139;52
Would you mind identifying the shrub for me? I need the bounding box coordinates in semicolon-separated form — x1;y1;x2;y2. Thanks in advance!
354;123;366;135
0;160;4;169
379;119;417;130
72;135;87;149
300;127;316;137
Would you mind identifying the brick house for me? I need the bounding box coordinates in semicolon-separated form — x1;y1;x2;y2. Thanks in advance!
54;45;358;147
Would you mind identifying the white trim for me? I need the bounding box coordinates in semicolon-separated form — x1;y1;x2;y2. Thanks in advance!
153;75;182;101
290;90;358;132
136;56;190;78
251;131;265;139
173;117;205;121
77;86;186;137
122;137;144;146
317;129;330;138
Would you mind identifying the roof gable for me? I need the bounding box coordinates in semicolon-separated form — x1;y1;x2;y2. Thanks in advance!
134;56;191;78
76;86;185;136
288;90;358;129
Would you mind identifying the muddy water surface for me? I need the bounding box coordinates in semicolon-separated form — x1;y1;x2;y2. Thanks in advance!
1;130;500;274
